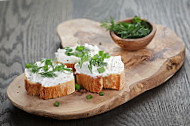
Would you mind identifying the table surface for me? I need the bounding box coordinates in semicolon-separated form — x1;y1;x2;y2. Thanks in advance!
0;0;190;126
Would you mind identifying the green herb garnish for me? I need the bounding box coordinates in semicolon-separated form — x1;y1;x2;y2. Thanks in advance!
40;71;57;78
101;16;151;39
78;52;90;68
75;84;80;90
25;63;31;68
25;59;72;78
86;94;93;100
88;51;110;74
99;92;104;96
25;63;40;73
76;46;85;52
97;67;105;73
65;45;90;57
64;45;91;68
54;63;72;72
54;101;60;107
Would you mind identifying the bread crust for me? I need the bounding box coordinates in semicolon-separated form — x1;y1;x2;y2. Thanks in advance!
76;74;103;93
24;74;75;100
76;70;125;93
24;75;41;96
64;63;76;72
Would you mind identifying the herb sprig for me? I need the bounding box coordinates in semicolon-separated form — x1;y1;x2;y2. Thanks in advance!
65;45;91;68
101;16;151;39
26;58;72;78
65;45;90;58
88;51;110;74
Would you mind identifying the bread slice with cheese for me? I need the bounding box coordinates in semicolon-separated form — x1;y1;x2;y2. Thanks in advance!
24;59;75;100
55;43;99;72
75;56;125;93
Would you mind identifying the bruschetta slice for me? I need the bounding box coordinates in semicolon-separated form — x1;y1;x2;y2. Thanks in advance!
24;58;75;99
75;52;125;93
55;43;99;72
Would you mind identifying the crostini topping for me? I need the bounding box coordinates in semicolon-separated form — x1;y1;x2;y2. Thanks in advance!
55;43;99;64
88;51;110;74
65;45;91;68
65;45;90;57
75;56;124;77
25;58;72;78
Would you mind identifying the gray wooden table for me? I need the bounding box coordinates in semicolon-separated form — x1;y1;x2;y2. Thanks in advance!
0;0;190;125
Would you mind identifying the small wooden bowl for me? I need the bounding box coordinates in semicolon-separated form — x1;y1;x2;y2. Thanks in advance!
110;18;157;51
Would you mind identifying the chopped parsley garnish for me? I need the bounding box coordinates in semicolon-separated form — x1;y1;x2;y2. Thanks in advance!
99;92;104;96
26;63;40;73
76;46;84;52
88;51;110;74
75;84;80;90
54;101;60;107
86;94;93;100
65;45;90;58
40;71;57;78
54;63;72;72
78;52;90;68
64;45;111;74
25;58;72;78
64;45;91;68
101;16;151;39
97;67;105;73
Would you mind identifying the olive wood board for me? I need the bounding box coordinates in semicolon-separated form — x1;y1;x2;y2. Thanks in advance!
7;19;185;120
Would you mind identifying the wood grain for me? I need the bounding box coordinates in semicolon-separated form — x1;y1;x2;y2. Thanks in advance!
1;0;190;125
7;19;185;120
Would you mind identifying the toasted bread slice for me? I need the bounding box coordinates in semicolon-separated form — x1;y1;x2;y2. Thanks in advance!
103;71;125;90
24;76;75;99
75;55;125;93
76;73;103;93
24;74;75;100
25;75;41;96
76;70;125;93
39;79;75;100
55;43;100;72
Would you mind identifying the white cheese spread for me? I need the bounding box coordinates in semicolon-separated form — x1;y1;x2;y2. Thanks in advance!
55;43;100;64
75;56;124;77
25;61;74;87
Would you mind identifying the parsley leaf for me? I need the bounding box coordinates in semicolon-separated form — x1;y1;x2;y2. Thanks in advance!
31;63;40;73
76;46;85;52
54;63;72;72
97;67;105;73
78;52;90;68
40;71;57;78
45;59;52;66
43;65;48;72
65;45;90;58
88;51;110;74
26;63;31;68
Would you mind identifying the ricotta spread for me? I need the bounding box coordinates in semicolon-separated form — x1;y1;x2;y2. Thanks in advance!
25;61;74;87
55;43;100;64
75;56;124;77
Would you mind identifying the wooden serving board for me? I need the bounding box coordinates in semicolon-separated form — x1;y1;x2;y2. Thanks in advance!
7;19;185;120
